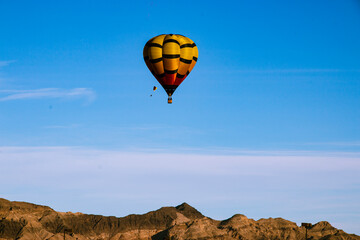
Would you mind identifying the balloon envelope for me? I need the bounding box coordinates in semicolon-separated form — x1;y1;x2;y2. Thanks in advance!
143;34;198;97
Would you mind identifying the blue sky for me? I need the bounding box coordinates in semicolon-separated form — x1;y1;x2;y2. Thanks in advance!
1;0;360;235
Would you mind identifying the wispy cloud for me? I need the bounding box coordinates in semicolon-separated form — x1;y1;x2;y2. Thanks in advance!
0;88;96;102
0;60;15;68
0;146;359;182
301;141;360;147
235;69;355;74
204;68;360;74
44;124;81;129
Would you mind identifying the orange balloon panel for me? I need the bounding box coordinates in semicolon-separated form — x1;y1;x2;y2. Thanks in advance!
143;34;198;97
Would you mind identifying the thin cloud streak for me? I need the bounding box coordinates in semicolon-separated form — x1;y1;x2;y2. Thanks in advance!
0;60;15;67
302;141;360;147
0;146;359;178
130;146;360;158
44;124;81;129
203;68;360;74
235;69;360;73
0;88;96;102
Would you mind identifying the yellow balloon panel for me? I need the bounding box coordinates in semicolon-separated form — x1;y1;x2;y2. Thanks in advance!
178;36;195;76
143;34;198;93
163;35;180;72
188;45;198;74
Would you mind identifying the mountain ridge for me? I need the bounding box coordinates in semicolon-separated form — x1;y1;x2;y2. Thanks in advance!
0;198;358;240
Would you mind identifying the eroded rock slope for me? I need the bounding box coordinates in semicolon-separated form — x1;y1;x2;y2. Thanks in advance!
0;198;358;240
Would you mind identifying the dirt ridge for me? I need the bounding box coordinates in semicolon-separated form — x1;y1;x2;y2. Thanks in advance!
0;198;358;240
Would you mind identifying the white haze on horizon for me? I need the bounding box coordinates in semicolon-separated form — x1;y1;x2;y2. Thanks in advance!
0;146;359;235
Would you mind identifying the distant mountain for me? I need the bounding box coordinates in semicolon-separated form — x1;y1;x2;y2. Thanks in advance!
0;198;358;240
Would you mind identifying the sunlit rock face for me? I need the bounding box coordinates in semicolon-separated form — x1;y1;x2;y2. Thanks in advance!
0;198;359;240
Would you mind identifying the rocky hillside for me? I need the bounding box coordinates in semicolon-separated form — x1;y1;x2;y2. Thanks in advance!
0;198;358;240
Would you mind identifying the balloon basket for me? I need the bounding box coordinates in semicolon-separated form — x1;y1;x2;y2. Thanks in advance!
168;97;172;104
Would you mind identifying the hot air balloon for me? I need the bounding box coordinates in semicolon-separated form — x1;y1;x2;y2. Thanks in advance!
143;34;198;104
